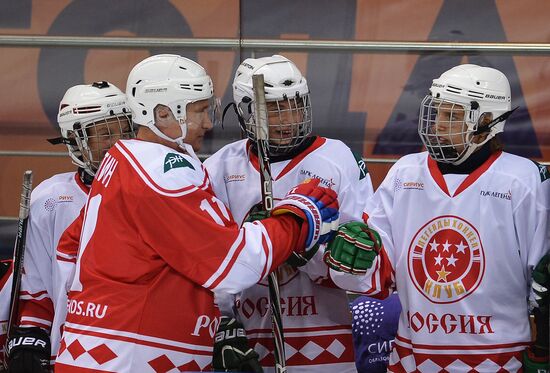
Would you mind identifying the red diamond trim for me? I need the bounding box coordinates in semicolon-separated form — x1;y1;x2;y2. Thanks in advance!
88;343;118;365
148;354;176;373
67;340;86;360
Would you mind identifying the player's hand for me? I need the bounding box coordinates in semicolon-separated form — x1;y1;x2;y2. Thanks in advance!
272;178;339;258
6;327;51;373
324;221;381;275
212;317;263;372
244;203;270;223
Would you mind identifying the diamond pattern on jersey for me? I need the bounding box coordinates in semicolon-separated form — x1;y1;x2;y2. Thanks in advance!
300;341;324;360
284;341;298;359
326;339;345;358
65;339;118;365
87;343;117;365
254;342;271;361
251;334;354;366
389;342;524;372
148;354;176;372
474;358;502;372
176;360;202;372
67;339;86;360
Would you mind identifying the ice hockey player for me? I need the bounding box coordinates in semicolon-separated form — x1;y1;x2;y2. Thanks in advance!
54;54;341;372
204;55;374;372
326;64;550;372
5;82;134;372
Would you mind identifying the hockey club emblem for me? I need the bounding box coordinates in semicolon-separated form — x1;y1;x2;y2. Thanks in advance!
164;152;195;172
408;215;485;304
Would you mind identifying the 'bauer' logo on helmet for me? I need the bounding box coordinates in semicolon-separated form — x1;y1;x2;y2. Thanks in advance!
164;153;195;173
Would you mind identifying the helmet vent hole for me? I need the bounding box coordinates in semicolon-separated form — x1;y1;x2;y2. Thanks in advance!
132;87;137;97
179;66;187;70
180;84;191;90
446;85;462;94
467;90;484;99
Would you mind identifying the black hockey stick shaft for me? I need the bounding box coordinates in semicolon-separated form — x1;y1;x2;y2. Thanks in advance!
253;74;287;373
6;171;32;343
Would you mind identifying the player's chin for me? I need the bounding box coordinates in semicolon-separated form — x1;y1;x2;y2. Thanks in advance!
191;136;204;152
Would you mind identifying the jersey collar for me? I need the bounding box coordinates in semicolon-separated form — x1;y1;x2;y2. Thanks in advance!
247;136;326;180
427;150;502;197
74;171;91;194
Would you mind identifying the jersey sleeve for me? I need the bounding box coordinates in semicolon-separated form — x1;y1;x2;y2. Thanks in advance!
337;151;375;224
135;186;301;294
330;163;398;298
18;193;54;331
55;207;84;296
299;147;374;284
515;163;550;286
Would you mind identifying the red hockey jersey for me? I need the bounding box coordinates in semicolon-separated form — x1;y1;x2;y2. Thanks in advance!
55;139;302;372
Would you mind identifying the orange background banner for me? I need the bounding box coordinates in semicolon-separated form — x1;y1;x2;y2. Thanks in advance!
0;0;549;216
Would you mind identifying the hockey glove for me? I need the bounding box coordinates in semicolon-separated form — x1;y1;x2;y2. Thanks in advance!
6;327;51;373
272;178;339;260
523;347;549;373
324;221;381;275
524;254;550;370
212;317;263;372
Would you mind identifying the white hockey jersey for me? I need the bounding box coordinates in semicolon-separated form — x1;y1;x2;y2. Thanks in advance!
204;137;374;373
18;172;89;362
0;260;13;363
332;151;550;373
55;139;306;372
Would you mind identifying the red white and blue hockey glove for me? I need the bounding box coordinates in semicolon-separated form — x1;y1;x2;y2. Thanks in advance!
524;253;549;372
324;221;382;275
6;327;51;373
212;317;263;372
272;178;339;260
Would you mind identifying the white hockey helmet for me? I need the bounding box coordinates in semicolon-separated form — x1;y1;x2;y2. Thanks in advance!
418;64;513;165
126;54;220;148
56;81;134;176
233;55;312;155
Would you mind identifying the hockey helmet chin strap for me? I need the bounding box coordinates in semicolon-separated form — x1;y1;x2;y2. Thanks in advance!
472;106;518;136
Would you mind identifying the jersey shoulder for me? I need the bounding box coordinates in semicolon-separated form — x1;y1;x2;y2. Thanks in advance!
31;172;86;206
203;139;249;180
116;139;208;193
204;140;247;168
494;152;549;185
312;137;369;180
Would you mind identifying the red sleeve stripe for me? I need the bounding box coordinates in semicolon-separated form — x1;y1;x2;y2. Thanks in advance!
20;316;52;328
116;142;210;196
19;292;50;301
203;230;246;289
56;255;76;263
258;224;272;280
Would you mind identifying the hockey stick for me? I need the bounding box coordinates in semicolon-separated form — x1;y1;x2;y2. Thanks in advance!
5;171;33;348
252;74;287;373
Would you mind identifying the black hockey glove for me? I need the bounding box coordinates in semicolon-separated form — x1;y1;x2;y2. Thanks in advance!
6;327;51;373
212;317;263;372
